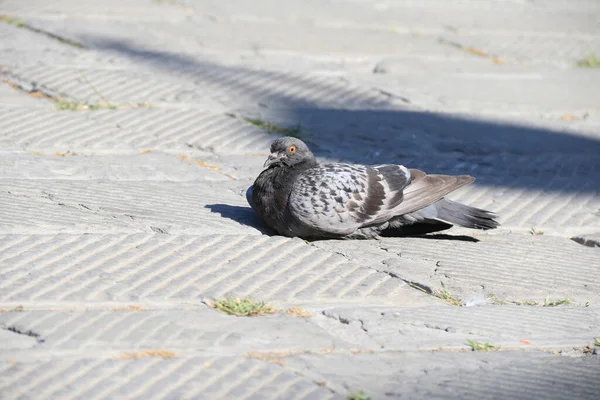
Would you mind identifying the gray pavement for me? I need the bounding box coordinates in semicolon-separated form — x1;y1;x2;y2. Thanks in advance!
1;0;599;399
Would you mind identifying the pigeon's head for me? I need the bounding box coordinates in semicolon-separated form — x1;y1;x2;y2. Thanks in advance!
263;137;316;169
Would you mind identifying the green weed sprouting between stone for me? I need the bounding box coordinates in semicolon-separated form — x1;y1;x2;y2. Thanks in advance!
466;339;497;352
487;294;572;307
211;297;275;317
403;281;463;306
347;389;371;400
576;53;600;68
0;15;25;27
243;117;304;138
542;297;572;307
436;282;463;306
55;99;117;111
0;14;83;48
529;227;544;235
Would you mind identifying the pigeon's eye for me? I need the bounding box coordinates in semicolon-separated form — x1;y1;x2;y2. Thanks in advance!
288;145;297;154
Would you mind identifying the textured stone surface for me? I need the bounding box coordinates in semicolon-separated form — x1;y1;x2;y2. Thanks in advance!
0;356;343;400
314;235;600;304
285;352;600;400
1;0;599;398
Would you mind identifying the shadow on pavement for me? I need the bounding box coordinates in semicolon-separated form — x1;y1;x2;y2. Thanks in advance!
87;38;600;195
204;203;272;234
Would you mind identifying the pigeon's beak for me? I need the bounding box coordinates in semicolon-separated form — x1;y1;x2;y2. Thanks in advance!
263;153;282;168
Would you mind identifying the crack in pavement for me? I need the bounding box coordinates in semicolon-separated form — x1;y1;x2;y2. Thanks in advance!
3;325;45;343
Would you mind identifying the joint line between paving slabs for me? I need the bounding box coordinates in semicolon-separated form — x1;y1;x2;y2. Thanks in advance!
0;14;85;48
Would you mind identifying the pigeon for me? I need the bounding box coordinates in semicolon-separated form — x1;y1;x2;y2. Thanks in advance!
247;137;499;239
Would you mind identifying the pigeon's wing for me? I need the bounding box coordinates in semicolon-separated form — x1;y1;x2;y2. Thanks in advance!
390;169;475;216
288;163;411;235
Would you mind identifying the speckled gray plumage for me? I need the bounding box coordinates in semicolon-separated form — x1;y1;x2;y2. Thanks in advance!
248;137;499;239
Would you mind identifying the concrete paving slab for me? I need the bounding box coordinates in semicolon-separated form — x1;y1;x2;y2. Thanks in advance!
321;305;600;350
315;235;600;305
0;309;348;354
0;23;84;67
284;351;600;400
0;152;228;181
0;107;272;154
2;61;405;111
0;356;342;400
0;233;424;303
1;0;600;398
0;0;193;20
0;329;38;350
0;179;269;234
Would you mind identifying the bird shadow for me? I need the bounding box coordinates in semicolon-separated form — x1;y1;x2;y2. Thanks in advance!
406;233;480;242
204;204;274;235
205;204;480;242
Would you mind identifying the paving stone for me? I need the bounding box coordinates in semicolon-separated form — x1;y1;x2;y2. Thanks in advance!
437;31;600;65
1;61;406;111
369;69;600;115
0;233;422;303
0;179;260;234
284;351;600;400
0;23;84;67
0;356;343;400
0;152;229;181
1;64;226;108
0;107;273;154
0;0;192;19
0;309;348;354
1;0;600;398
321;305;600;350
316;235;600;305
0;329;38;350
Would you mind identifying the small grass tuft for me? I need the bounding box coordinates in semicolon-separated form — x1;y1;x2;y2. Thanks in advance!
435;282;463;306
576;53;600;68
211;297;275;317
593;338;600;347
347;390;371;400
55;99;117;111
244;117;304;138
0;14;84;48
543;297;572;307
529;227;544;235
486;294;508;305
0;15;25;27
467;339;497;352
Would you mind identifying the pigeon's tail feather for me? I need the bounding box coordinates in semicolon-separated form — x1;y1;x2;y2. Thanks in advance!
435;199;499;230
